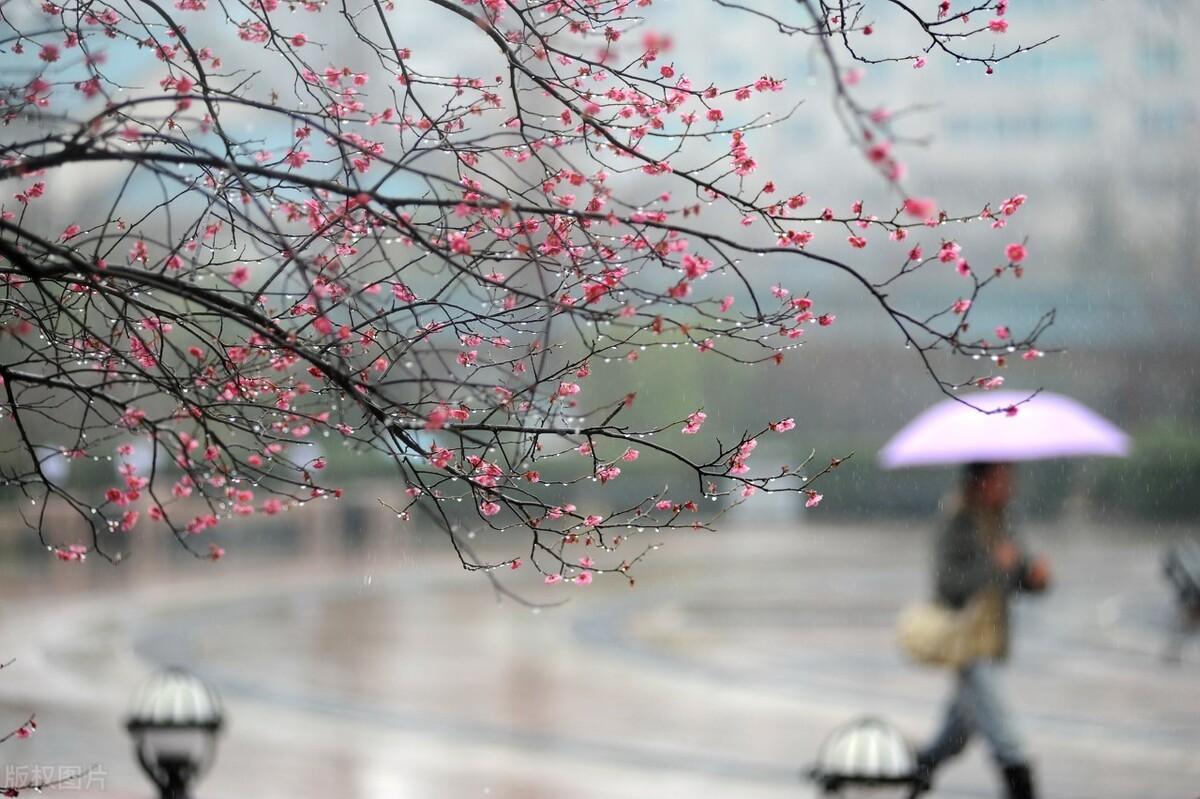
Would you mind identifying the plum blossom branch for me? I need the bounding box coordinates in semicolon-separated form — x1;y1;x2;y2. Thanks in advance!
0;0;1054;587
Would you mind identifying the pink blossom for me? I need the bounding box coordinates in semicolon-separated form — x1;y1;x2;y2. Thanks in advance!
575;572;594;585
119;408;146;428
988;17;1009;33
938;242;962;263
621;448;640;462
430;445;453;468
952;299;972;315
682;410;707;435
189;513;220;535
903;197;937;220
584;514;604;526
55;544;88;562
995;325;1011;340
1005;243;1027;263
544;574;563;585
804;491;823;509
682;253;711;279
425;405;450;430
230;265;250;287
1001;195;1028;216
128;240;149;264
480;500;501;516
596;465;621;484
448;231;471;255
769;418;796;433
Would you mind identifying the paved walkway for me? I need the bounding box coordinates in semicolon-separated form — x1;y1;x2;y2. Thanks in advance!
1;521;1197;798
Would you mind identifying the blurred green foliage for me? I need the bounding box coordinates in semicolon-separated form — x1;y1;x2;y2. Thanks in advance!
1090;421;1200;521
812;420;1200;522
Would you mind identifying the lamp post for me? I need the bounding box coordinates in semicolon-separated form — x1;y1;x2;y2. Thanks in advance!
807;716;926;798
125;668;224;799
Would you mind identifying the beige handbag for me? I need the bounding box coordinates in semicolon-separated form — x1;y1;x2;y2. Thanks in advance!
897;590;1003;668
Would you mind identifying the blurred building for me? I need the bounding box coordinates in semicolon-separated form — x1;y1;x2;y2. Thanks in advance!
658;0;1197;350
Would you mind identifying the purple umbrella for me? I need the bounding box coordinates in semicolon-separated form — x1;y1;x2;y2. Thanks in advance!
879;390;1131;469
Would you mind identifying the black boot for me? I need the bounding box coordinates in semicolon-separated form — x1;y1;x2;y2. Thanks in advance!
1001;763;1037;799
912;754;936;793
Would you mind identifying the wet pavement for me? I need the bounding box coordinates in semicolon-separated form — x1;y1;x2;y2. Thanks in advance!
1;520;1197;798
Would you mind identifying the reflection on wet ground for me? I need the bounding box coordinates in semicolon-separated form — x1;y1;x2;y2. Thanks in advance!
1;522;1197;798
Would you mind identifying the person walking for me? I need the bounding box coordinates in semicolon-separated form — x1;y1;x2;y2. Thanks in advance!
915;462;1051;799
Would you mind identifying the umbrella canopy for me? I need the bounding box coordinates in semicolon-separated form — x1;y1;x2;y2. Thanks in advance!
880;390;1130;469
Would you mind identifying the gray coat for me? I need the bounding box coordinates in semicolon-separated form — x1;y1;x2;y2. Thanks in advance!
934;508;1037;659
